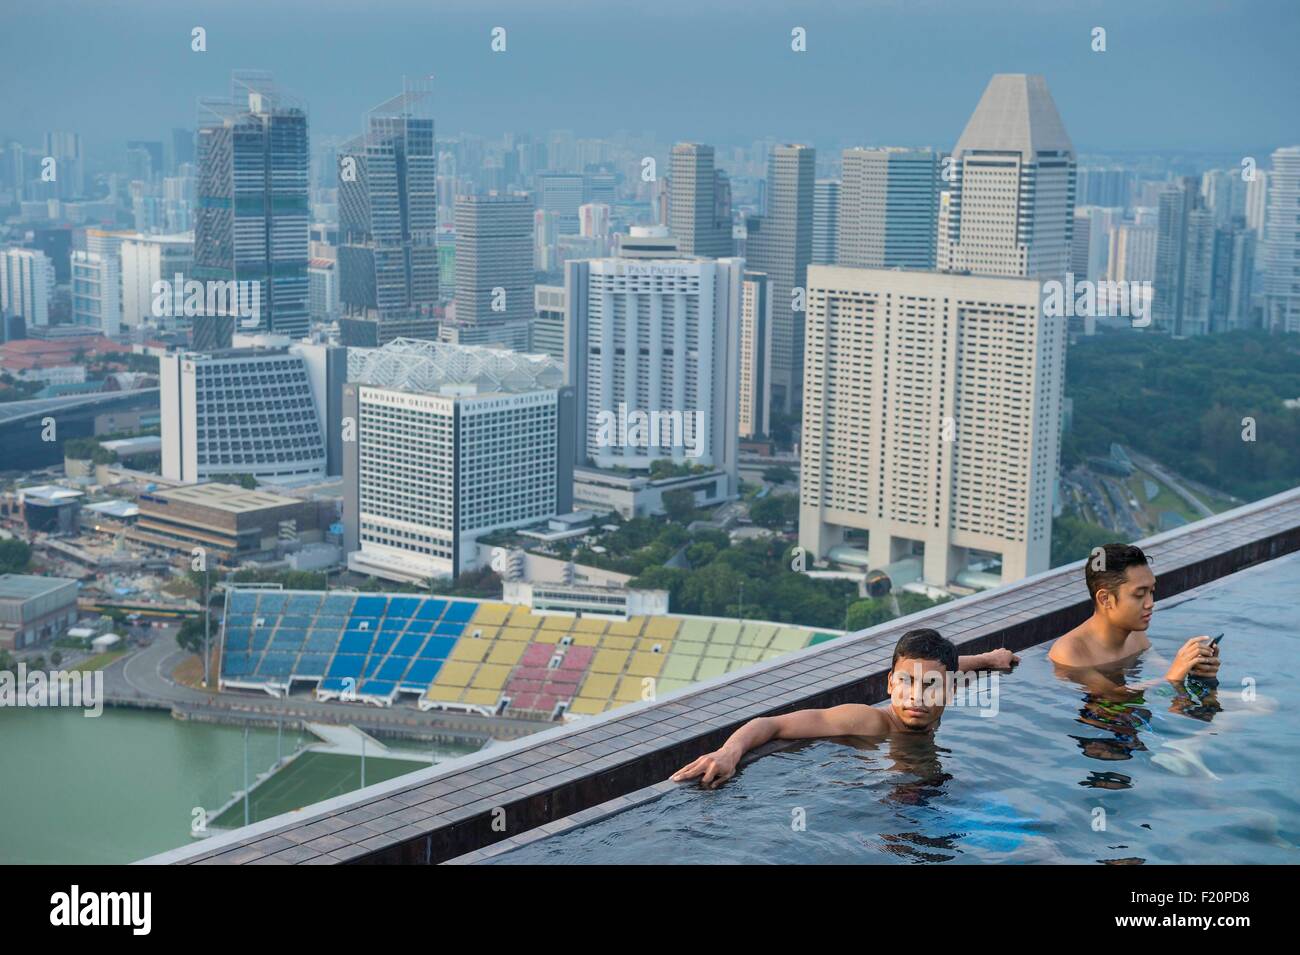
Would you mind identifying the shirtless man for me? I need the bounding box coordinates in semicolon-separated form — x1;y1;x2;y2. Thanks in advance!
1049;542;1220;693
670;628;962;789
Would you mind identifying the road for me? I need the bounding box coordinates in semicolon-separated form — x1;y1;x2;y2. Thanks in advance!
1126;448;1215;520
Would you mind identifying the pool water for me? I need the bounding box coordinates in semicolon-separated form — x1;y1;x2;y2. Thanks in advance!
493;552;1300;864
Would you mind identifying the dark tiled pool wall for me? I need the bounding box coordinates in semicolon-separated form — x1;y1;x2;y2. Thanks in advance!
141;487;1300;866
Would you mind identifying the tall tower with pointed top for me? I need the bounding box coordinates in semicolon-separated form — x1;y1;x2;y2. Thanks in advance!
945;74;1076;279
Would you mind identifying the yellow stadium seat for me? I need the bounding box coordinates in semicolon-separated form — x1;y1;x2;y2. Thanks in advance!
471;603;511;626
486;642;525;666
473;664;512;690
463;688;500;706
642;617;679;640
431;661;477;687
577;672;617;699
625;651;665;677
591;648;630;674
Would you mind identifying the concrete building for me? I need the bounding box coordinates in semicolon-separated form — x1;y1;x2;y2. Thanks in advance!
532;284;566;369
799;266;1065;586
342;339;574;583
668;143;733;258
18;484;84;534
1264;146;1300;333
0;574;80;651
159;340;328;485
738;270;772;440
564;256;741;498
812;179;839;266
0;247;54;328
448;193;533;350
745;144;814;413
1108;223;1158;284
120;233;194;330
837;148;941;270
1154;178;1216;336
131;482;323;565
944;74;1076;279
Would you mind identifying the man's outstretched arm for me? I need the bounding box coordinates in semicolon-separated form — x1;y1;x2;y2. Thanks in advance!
959;648;1019;671
670;705;887;789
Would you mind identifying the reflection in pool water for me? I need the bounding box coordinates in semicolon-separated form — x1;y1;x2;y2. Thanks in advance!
494;553;1300;864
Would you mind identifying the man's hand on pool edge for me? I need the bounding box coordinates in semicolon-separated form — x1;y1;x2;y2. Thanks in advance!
671;748;739;789
959;648;1020;671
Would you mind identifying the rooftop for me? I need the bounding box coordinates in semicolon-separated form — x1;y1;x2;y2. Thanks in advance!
19;484;85;504
0;573;78;601
348;338;564;395
146;482;302;513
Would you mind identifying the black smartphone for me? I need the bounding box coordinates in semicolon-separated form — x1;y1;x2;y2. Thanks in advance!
1209;632;1224;647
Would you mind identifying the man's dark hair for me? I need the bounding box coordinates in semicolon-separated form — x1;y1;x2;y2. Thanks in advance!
1085;543;1150;602
890;628;958;673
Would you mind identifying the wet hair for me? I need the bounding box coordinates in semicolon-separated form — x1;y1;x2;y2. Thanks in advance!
1085;543;1150;602
890;628;958;674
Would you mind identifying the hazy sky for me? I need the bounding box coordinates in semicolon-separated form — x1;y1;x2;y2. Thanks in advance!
3;0;1297;156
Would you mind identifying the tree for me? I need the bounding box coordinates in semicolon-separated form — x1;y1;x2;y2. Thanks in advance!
176;616;205;655
763;465;795;485
661;488;697;525
750;494;798;530
0;538;32;574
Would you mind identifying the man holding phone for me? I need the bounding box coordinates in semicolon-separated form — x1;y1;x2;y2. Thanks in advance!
1049;543;1221;691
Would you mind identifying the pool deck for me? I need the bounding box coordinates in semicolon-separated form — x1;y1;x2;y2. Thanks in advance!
140;486;1300;865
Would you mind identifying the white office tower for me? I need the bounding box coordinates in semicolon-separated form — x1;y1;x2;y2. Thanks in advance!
120;232;193;329
0;247;54;328
1107;223;1158;283
799;267;1065;586
1245;170;1269;234
1200;168;1250;228
944;74;1076;278
70;229;128;338
1264;146;1300;332
936;191;954;271
1072;206;1123;280
564;256;742;494
160;343;328;485
837;148;941;269
812;179;840;265
532;284;566;368
342;339;574;583
738;270;772;440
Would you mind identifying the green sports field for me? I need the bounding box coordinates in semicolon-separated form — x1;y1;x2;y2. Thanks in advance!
211;750;428;828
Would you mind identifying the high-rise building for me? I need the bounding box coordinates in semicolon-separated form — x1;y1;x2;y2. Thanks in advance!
342;339;574;582
1153;177;1216;335
1245;170;1269;234
1211;223;1256;332
0;248;54;328
337;85;439;344
746;144;814;413
738;270;772;440
1071;206;1124;280
532;284;566;369
194;72;310;339
564;256;742;493
668;143;733;258
42;132;84;200
837;148;941;269
1076;167;1131;208
811;179;839;266
1107;224;1158;284
448;193;533;350
1264;146;1300;333
800;266;1065;585
159;339;329;485
71;229;129;338
1201;168;1250;228
121;233;193;329
1069;212;1091;278
536;173;584;234
945;74;1076;278
308;258;339;324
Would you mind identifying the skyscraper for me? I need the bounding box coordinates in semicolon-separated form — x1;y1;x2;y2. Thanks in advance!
746;144;814;413
71;229;129;338
1107;223;1158;284
738;270;772;440
1264;146;1300;333
564;255;742;493
1153;177;1216;336
944;74;1076;278
669;143;733;258
448;193;533;350
0;248;53;328
1211;223;1256;332
337;84;439;344
811;179;839;266
799;266;1065;585
837;148;940;269
342;340;573;582
194;72;310;339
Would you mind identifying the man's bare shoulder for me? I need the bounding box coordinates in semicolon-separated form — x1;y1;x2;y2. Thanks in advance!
1048;624;1094;666
826;703;892;737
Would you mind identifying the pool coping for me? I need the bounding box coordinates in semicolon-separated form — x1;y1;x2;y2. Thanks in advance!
139;485;1300;865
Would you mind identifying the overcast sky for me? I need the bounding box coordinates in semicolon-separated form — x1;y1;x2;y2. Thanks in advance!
3;0;1297;156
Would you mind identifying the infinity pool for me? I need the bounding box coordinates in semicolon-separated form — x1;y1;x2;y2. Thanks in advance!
492;552;1300;864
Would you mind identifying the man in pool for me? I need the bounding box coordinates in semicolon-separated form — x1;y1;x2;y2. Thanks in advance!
1049;542;1220;688
670;628;962;789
